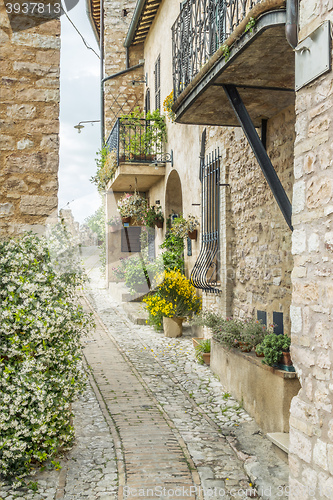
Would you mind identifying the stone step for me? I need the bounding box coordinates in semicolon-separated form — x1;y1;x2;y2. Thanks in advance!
267;432;289;463
108;281;149;303
122;302;149;325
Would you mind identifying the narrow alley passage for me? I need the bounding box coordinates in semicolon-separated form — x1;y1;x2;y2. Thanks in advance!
80;247;289;500
0;248;289;500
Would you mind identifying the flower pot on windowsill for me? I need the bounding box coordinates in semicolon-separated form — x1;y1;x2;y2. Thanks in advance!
121;216;131;224
155;219;163;229
188;229;197;240
163;316;183;338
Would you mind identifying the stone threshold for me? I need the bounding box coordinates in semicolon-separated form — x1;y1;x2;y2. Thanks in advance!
267;432;289;463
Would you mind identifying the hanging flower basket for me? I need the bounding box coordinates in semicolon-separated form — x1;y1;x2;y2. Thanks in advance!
155;219;163;229
188;229;197;240
121;216;131;224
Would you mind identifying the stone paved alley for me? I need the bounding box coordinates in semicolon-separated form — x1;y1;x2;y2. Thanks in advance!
0;248;290;500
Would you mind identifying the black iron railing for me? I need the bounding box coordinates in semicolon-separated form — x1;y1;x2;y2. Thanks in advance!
172;0;262;98
106;118;165;165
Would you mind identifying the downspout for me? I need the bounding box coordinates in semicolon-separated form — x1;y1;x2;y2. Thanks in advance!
285;0;298;49
100;0;105;146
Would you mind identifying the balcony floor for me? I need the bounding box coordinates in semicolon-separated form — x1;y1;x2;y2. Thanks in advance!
174;10;295;128
107;162;165;192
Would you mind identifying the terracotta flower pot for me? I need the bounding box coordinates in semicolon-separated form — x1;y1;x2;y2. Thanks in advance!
163;316;183;338
155;219;163;229
188;229;197;240
239;342;252;353
280;351;292;366
202;352;211;365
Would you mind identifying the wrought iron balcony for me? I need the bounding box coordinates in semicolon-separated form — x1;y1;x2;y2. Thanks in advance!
106;118;170;165
105;118;171;191
172;0;262;99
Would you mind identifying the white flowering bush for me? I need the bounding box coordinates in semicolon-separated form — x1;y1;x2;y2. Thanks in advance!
0;232;91;484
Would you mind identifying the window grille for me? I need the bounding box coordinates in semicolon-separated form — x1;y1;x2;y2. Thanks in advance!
191;148;221;293
155;55;161;110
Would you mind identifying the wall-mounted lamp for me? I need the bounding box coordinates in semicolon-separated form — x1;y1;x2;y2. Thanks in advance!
74;120;100;133
130;75;147;87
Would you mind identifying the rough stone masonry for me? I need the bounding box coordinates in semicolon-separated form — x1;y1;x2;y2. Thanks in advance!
0;2;60;237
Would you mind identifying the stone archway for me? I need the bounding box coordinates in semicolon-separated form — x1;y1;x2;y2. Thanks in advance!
165;169;183;219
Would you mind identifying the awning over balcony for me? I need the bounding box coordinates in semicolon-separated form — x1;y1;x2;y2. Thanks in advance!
173;9;295;127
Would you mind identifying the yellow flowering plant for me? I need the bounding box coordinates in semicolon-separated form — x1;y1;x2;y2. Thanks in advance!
143;269;201;320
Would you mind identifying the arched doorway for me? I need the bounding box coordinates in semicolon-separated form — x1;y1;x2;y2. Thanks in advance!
165;169;183;219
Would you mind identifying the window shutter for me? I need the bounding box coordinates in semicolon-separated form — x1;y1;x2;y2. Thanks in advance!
121;227;142;253
155;55;161;110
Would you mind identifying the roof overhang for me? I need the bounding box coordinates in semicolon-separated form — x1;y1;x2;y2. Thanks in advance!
86;0;100;41
124;0;162;47
173;10;295;127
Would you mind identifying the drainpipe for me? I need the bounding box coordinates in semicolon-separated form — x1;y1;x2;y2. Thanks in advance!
286;0;298;49
126;47;129;69
100;0;105;146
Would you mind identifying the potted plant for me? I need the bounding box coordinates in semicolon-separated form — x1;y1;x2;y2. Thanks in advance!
143;205;164;228
143;269;202;337
171;215;200;240
195;338;211;365
187;215;200;240
212;317;243;349
255;334;292;369
239;319;273;352
117;191;147;224
107;214;122;232
120;107;167;160
163;90;176;122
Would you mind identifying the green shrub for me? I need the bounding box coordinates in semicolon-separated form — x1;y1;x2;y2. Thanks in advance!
256;334;291;366
0;231;92;484
122;255;162;294
160;231;184;272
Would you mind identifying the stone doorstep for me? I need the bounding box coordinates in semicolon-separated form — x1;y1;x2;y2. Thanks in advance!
108;281;149;303
266;432;289;464
122;301;149;325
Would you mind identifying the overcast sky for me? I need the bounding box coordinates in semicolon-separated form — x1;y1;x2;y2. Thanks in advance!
59;1;101;224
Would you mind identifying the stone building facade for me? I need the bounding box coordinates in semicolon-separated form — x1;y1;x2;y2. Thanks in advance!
0;4;60;236
89;0;333;494
288;2;333;497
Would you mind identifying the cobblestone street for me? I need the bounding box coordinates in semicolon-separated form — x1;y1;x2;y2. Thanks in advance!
0;248;289;500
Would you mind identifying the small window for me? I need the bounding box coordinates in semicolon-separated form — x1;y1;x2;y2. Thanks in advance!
154;55;161;110
273;312;284;335
257;310;267;326
121;227;141;253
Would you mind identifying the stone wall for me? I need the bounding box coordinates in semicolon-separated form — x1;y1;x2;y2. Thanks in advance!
103;0;144;137
289;2;333;497
0;4;60;236
204;104;295;334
